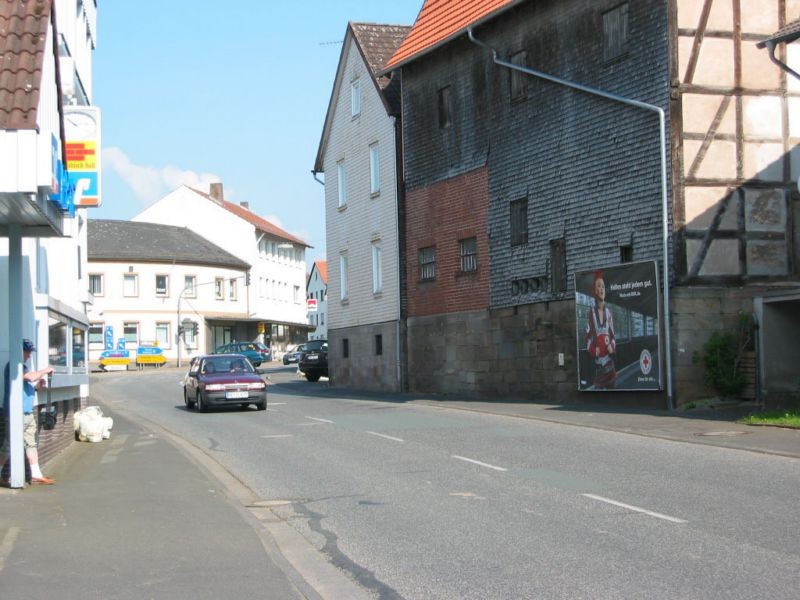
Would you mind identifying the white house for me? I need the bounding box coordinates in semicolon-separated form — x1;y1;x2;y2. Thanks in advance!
87;219;251;364
133;183;310;353
314;22;409;391
307;260;328;341
0;0;98;488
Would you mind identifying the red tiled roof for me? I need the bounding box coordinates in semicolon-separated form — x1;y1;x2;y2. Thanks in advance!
314;260;328;285
383;0;519;72
0;0;52;129
189;187;311;248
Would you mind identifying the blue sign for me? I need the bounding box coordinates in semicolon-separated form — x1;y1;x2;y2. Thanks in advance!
104;326;114;351
117;338;127;351
48;157;76;215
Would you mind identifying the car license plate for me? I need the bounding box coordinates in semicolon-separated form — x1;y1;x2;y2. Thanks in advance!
307;354;319;361
225;391;249;399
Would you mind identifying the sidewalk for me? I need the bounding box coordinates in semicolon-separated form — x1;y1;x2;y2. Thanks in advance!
0;406;327;600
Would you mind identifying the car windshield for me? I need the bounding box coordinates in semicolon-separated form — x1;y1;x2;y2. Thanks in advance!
201;357;254;374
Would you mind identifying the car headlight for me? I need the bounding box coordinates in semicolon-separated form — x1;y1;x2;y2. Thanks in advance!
205;384;225;391
247;381;266;390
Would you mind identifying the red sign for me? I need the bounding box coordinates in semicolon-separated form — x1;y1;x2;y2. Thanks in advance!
307;299;318;312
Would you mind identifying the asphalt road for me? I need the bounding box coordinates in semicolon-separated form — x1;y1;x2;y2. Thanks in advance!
91;365;800;600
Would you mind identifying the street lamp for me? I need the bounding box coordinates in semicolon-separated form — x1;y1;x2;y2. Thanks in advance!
176;286;192;368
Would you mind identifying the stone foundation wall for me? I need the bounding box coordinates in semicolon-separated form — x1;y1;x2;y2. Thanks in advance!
329;321;402;392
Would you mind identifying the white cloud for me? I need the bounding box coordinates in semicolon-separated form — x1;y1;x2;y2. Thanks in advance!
103;147;222;207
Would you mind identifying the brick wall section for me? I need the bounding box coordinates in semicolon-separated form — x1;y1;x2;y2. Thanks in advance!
406;166;491;317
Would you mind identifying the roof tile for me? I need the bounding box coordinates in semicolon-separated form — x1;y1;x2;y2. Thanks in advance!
0;0;51;130
384;0;517;71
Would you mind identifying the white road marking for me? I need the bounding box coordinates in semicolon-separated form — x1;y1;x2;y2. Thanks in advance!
0;527;20;573
367;431;404;442
270;403;287;406
582;494;687;523
305;416;334;424
452;455;508;472
261;434;293;439
267;408;280;412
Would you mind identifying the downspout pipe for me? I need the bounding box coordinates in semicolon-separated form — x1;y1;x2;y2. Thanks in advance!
311;170;325;186
467;28;674;410
758;40;800;81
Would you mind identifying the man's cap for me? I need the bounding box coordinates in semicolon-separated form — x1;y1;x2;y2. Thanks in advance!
22;339;36;351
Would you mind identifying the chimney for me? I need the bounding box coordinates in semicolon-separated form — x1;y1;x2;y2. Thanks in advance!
209;182;224;201
240;201;249;210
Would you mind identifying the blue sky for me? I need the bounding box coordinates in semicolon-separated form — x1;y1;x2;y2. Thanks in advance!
92;2;422;267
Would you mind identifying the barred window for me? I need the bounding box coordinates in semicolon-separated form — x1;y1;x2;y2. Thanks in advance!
419;246;436;281
510;198;529;246
460;237;478;273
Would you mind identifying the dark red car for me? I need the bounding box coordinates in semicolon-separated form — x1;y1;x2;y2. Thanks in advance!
183;354;267;412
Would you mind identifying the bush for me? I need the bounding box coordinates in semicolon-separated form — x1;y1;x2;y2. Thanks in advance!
696;315;752;399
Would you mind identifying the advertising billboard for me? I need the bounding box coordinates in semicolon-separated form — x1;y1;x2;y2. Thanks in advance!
64;106;102;207
574;261;662;391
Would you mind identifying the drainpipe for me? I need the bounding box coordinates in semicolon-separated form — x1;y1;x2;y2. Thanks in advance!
757;40;800;81
311;170;325;186
467;28;674;410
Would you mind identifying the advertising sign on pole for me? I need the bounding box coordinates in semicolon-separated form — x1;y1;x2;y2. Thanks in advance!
574;261;662;391
307;298;318;312
64;106;102;207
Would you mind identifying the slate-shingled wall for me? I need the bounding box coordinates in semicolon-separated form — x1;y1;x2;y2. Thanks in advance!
401;0;672;403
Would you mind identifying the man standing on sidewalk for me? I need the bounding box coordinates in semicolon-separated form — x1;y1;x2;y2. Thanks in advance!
2;339;56;485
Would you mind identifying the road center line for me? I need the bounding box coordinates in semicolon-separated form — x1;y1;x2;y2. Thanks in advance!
305;416;334;424
260;434;293;439
582;494;687;523
367;431;404;442
269;402;287;406
452;455;508;472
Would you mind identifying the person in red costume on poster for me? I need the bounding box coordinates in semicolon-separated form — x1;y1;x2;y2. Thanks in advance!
585;272;617;388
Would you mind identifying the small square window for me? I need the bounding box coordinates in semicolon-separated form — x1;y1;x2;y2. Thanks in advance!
184;275;197;297
620;244;634;263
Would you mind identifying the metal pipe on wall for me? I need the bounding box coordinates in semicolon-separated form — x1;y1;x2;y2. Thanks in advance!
467;28;674;409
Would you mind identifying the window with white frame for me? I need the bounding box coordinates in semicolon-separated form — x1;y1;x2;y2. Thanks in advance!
372;242;382;294
294;285;301;303
340;254;349;300
88;323;104;347
351;79;361;117
184;275;196;297
215;277;224;300
89;274;103;296
123;322;138;345
155;274;169;297
337;161;347;207
228;278;237;301
369;143;380;194
123;273;138;297
155;322;171;347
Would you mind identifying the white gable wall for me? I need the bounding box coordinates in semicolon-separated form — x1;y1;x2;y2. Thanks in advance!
324;35;401;331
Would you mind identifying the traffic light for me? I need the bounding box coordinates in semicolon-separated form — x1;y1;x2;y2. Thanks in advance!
245;271;251;286
192;323;199;337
